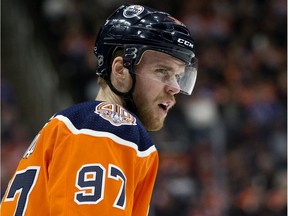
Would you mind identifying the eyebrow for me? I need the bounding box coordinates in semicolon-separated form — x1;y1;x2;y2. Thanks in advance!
155;64;173;71
155;64;185;75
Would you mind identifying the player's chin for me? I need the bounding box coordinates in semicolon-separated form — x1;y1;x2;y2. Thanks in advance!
144;117;165;131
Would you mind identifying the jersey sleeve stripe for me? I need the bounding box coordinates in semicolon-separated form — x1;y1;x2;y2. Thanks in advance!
54;115;157;157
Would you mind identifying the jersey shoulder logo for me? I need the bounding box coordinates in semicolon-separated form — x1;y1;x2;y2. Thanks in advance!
95;102;137;126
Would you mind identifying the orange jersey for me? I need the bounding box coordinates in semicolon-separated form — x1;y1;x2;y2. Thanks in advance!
1;101;158;216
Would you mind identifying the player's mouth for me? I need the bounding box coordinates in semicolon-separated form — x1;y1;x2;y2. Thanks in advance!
158;101;173;114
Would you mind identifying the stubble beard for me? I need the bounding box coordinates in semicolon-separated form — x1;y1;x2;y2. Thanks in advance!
134;95;175;131
137;105;165;131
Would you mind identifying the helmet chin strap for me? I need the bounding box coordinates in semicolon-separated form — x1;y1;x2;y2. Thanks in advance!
106;63;137;114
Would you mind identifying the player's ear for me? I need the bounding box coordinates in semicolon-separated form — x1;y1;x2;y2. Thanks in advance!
110;56;132;93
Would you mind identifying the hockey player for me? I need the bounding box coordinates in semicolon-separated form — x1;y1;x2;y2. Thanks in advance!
1;4;197;216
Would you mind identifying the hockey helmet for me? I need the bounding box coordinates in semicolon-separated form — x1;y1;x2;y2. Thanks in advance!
94;4;197;95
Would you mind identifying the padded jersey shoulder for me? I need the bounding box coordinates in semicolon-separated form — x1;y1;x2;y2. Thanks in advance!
54;101;154;151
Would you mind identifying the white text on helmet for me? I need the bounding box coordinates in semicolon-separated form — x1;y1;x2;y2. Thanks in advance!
177;38;194;48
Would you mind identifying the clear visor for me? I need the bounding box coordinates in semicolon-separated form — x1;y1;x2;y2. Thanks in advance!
177;60;198;95
133;57;198;95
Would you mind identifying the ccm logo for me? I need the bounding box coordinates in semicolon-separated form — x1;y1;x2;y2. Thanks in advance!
177;38;194;48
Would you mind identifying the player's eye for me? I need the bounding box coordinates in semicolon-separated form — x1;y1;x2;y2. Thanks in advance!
156;68;169;75
155;68;173;80
175;73;184;82
155;68;183;85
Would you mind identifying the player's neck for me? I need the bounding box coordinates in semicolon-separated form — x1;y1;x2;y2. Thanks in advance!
95;87;124;106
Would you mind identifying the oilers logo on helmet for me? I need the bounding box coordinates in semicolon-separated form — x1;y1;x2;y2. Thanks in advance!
123;5;144;18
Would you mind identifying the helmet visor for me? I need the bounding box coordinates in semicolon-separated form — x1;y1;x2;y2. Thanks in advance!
178;59;198;95
123;45;198;95
133;56;198;95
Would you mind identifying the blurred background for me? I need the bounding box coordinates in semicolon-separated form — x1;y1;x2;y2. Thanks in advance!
1;0;287;215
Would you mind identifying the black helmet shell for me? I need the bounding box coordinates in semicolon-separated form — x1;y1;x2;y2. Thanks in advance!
94;4;196;80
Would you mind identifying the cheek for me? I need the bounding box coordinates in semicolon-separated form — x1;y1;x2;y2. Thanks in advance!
137;76;152;90
133;78;160;102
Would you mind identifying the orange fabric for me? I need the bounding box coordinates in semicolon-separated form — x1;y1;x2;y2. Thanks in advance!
1;116;158;216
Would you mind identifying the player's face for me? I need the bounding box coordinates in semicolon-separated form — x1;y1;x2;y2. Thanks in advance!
133;50;185;131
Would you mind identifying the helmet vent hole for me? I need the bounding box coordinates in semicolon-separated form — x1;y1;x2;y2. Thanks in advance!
162;32;173;42
174;25;190;35
151;23;169;31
